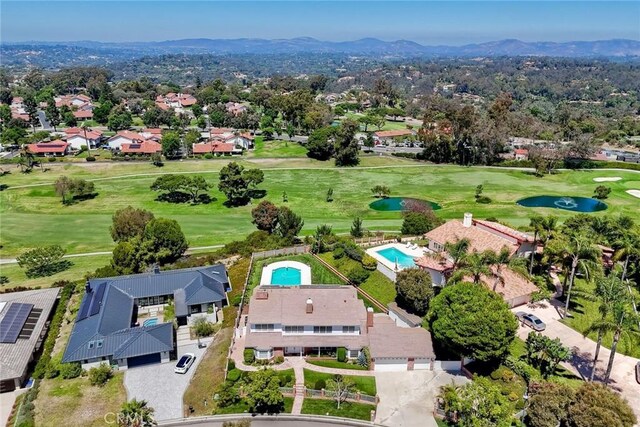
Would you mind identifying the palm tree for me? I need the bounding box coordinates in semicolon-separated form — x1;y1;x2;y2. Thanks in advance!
444;238;470;271
528;215;544;275
583;274;627;381
452;250;493;285
556;232;602;317
118;399;156;427
489;246;512;291
613;230;640;329
539;215;558;245
599;300;640;384
80;121;92;157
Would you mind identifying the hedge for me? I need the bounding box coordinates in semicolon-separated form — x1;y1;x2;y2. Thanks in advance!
337;347;347;363
32;281;74;379
244;348;255;364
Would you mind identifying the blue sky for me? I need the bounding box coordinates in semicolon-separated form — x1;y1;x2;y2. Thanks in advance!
2;1;639;44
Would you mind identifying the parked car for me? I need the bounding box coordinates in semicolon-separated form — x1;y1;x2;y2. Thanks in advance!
174;353;196;374
515;312;546;331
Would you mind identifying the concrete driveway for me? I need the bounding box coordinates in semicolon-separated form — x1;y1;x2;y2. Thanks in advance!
124;339;212;421
512;300;640;421
374;370;469;427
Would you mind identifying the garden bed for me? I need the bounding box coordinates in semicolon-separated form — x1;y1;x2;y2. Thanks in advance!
306;359;368;371
303;369;376;396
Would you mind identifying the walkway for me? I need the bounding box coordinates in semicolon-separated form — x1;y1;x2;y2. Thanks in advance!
512;300;640;421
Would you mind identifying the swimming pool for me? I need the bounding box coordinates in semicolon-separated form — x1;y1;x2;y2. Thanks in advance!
375;247;417;269
143;317;158;327
270;267;302;286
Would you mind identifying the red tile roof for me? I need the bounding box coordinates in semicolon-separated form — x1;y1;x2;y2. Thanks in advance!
120;140;162;154
192;142;234;154
27;140;69;154
73;110;93;119
114;130;145;142
471;267;539;306
414;254;453;272
514;149;529;155
65;127;102;139
424;220;519;256
374;129;413;138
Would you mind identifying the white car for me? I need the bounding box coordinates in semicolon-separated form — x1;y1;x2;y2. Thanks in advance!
174;353;195;374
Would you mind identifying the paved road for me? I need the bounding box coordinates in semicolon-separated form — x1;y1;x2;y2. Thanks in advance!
512;300;640;421
37;110;52;130
374;370;469;427
124;339;213;421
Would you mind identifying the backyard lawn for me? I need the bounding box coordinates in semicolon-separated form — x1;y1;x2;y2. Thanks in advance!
1;156;638;264
303;369;377;396
301;398;376;421
306;359;368;370
250;137;308;158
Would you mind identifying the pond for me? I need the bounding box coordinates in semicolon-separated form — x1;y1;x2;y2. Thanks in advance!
516;196;607;212
369;197;441;211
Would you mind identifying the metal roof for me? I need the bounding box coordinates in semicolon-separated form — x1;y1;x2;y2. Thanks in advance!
63;265;229;363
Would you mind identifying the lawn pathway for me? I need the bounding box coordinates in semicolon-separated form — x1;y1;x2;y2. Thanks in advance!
291;359;306;415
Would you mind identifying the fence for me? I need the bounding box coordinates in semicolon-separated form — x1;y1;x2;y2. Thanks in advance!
252;245;311;260
280;387;378;404
354;234;420;248
224;255;254;380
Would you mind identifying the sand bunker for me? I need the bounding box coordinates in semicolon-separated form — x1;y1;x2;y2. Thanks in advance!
626;190;640;199
593;177;622;182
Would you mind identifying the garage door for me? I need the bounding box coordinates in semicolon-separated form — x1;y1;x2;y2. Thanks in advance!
127;353;161;368
374;357;408;372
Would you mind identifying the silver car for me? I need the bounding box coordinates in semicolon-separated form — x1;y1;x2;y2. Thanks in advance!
516;312;546;331
174;353;195;374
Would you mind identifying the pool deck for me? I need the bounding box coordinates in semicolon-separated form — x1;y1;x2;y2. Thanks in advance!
259;260;312;286
366;242;427;272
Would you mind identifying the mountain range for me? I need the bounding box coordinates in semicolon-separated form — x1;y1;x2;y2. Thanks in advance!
5;37;640;57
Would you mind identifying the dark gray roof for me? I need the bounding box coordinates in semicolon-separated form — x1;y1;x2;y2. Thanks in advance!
63;264;229;363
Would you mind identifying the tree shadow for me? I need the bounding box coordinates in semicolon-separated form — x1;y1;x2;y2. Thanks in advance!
192;194;215;205
248;189;267;199
72;192;99;202
0;184;8;191
156;191;192;204
223;197;251;208
25;260;73;279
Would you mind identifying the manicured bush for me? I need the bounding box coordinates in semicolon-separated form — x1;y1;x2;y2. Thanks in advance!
274;354;285;364
347;264;370;285
333;246;345;259
362;254;377;271
344;244;364;262
227;368;241;383
314;379;327;390
280;373;293;387
244;348;255;364
60;362;83;379
47;157;57;162
337;347;347;362
88;363;112;387
227;359;236;371
85;156;96;162
204;153;214;159
476;195;492;204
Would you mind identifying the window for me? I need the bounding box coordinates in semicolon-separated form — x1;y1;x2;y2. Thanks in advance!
254;324;275;332
348;349;360;358
342;326;357;334
255;349;273;360
432;242;443;252
284;325;304;334
96;340;103;348
313;326;332;334
87;341;95;349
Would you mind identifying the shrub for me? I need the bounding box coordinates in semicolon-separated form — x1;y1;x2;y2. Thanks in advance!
358;347;371;369
362;254;377;271
217;382;240;408
227;359;236;371
227;368;241;383
337;347;347;362
47;157;57;162
60;362;83;379
86;156;96;162
274;354;285;364
476;195;492;204
45;356;60;379
347;264;370;285
230;294;242;307
204;153;214;159
314;379;327;390
333;246;345;259
192;316;216;337
280;373;292;386
244;348;255;364
88;363;112;387
344;244;364;262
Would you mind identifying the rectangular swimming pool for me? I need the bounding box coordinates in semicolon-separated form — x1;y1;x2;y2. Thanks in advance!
375;247;417;269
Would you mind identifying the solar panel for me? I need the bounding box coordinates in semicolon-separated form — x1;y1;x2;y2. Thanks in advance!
0;303;34;343
77;294;92;321
89;282;107;316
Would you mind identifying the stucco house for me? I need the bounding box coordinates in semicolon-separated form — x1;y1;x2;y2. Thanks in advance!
27;140;70;157
64;127;103;150
63;265;231;370
107;130;146;150
243;286;435;371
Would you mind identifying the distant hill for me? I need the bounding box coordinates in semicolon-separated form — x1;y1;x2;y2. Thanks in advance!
4;37;640;58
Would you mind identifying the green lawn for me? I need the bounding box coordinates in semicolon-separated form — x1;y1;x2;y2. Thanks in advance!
306;359;368;371
318;252;397;306
215;396;294;415
250;137;308;158
301;398;375;421
1;157;638;268
563;278;640;358
248;254;345;296
303;369;377;396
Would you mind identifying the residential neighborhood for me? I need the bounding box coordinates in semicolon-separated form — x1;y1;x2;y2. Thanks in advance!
1;2;640;427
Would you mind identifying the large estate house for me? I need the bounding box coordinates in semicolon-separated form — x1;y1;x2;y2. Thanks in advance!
415;213;538;307
243;286;435;371
63;265;231;370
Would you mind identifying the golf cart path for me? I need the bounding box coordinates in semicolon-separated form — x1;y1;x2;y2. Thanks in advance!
512;300;640;421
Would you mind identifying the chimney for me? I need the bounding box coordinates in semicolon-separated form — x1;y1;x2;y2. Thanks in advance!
85;281;92;294
366;307;374;331
153;264;160;274
463;212;473;228
306;298;313;314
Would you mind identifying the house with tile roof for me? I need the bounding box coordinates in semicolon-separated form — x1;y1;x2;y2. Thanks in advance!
27;140;70;156
64;127;103;150
243;285;435;371
373;129;415;145
415;213;538;307
63;265;231;370
121;140;162;155
107;130;146;150
192;141;235;155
